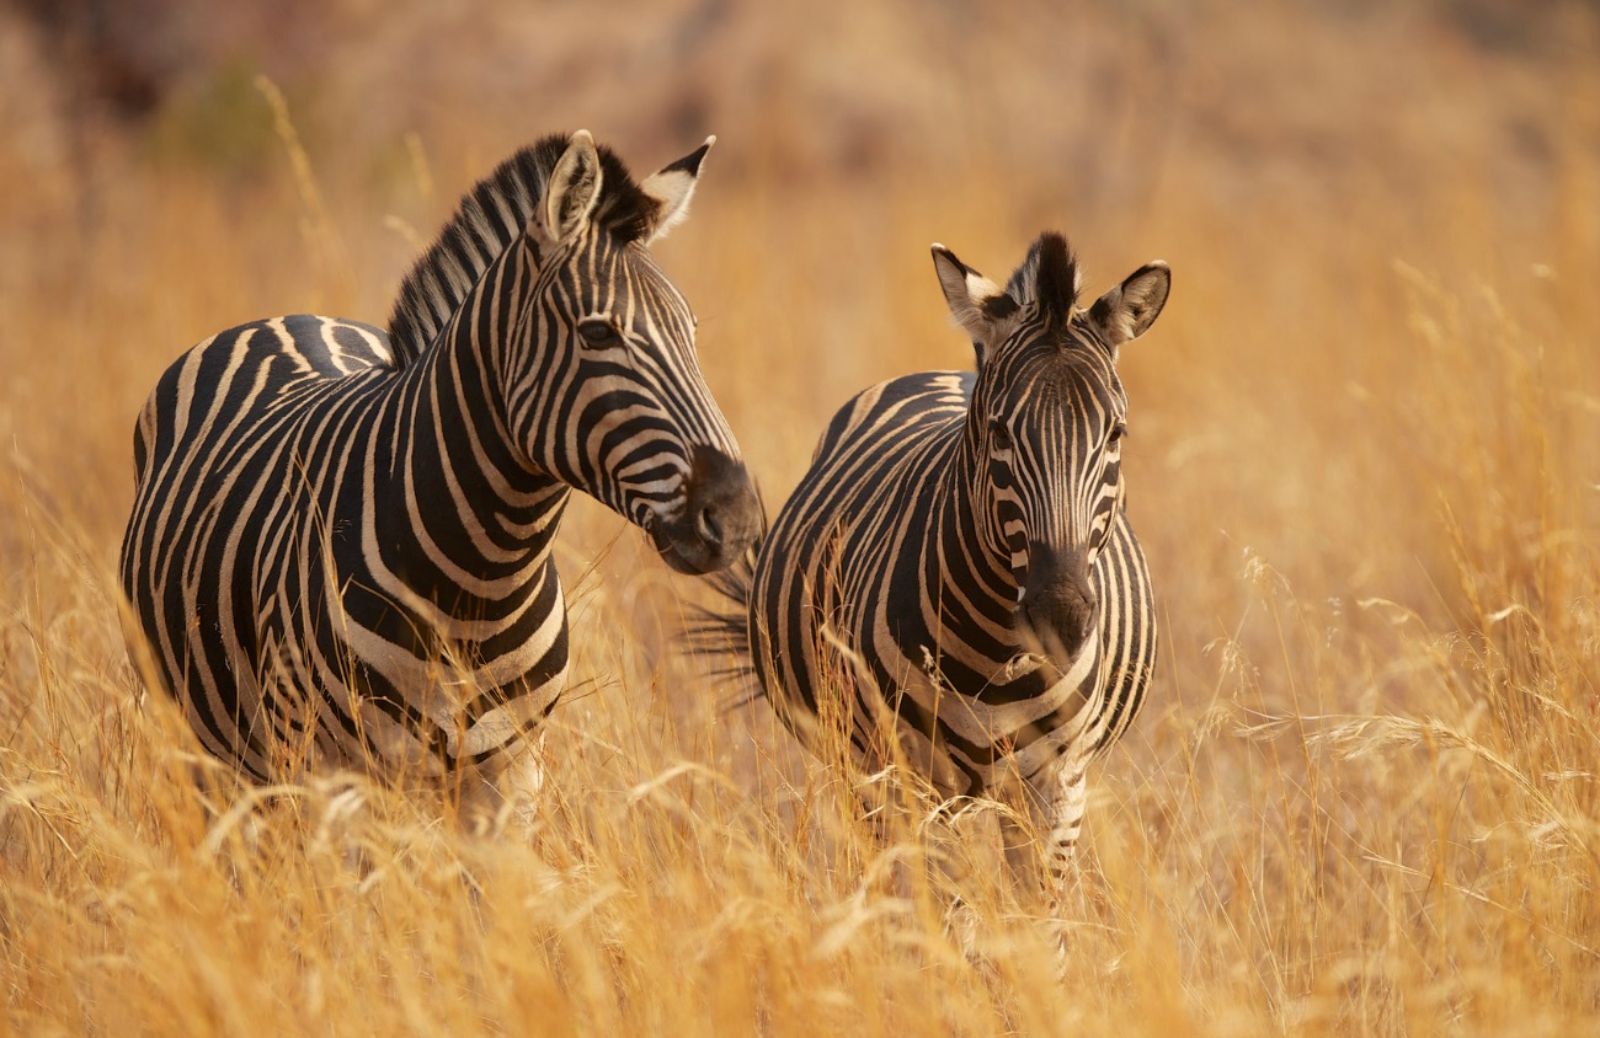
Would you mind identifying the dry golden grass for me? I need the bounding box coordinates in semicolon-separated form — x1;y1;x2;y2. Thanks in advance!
3;3;1599;1034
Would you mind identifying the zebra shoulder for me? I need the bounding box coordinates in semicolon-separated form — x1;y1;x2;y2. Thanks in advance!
810;371;974;463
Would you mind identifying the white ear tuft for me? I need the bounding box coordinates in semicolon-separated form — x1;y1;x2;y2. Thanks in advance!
542;129;603;244
640;135;716;244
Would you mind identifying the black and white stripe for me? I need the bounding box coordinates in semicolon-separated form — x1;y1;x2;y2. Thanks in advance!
698;233;1169;893
119;131;760;808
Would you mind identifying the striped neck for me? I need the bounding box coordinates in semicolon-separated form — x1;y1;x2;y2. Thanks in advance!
374;236;569;598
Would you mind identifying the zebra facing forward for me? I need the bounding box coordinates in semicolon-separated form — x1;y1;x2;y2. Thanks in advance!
700;232;1169;894
120;131;759;810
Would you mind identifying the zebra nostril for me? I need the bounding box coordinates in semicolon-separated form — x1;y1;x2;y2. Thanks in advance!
696;504;724;546
1020;586;1097;660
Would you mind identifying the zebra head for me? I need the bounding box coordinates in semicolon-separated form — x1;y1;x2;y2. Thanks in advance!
931;233;1170;676
505;132;760;574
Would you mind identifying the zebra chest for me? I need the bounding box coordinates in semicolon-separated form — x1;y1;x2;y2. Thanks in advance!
844;553;1108;769
252;517;571;699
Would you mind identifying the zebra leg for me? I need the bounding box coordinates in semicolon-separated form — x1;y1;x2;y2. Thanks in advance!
1015;760;1088;966
458;733;548;835
494;732;548;825
1003;759;1088;901
1044;764;1089;970
1042;763;1088;903
852;778;986;956
999;802;1041;890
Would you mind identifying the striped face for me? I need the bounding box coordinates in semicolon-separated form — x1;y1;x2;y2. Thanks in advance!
505;228;759;574
974;325;1126;670
932;232;1170;675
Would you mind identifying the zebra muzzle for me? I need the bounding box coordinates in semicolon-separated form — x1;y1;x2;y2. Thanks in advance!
1017;543;1098;671
649;446;760;575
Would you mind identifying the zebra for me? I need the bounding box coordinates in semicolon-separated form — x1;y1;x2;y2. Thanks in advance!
119;130;760;813
696;232;1169;897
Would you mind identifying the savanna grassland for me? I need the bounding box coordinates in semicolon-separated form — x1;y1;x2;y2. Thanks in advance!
2;2;1599;1034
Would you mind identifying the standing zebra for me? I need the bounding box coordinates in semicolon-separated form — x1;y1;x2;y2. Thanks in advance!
699;232;1169;894
119;131;760;811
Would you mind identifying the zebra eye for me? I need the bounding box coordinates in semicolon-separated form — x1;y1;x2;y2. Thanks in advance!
988;419;1013;452
1109;423;1127;446
577;319;622;348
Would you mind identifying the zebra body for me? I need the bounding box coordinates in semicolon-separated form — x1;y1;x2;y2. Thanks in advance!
714;233;1169;888
120;132;759;804
753;371;1155;792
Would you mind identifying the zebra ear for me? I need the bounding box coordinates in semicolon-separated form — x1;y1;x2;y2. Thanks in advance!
1087;261;1171;347
931;244;1018;368
639;135;715;244
541;130;604;244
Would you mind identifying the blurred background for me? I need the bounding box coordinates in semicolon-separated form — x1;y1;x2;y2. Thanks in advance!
3;0;1595;586
3;2;1599;1032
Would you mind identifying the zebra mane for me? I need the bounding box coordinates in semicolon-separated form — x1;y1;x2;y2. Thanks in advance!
385;133;664;369
1004;232;1082;328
